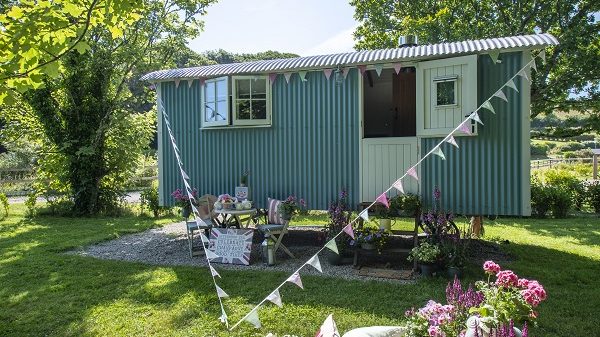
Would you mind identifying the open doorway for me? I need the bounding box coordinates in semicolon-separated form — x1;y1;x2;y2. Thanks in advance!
363;68;416;138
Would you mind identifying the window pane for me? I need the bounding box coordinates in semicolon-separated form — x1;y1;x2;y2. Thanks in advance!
436;81;455;106
205;82;216;103
205;102;216;122
236;79;251;100
216;100;227;121
251;79;267;99
216;79;227;101
252;100;267;119
237;100;251;120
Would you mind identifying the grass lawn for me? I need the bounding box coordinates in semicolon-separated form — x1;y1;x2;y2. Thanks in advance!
1;205;599;337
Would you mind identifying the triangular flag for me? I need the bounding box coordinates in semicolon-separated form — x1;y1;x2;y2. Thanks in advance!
343;223;355;239
245;309;261;328
374;64;383;77
538;50;546;63
342;67;350;79
206;249;219;260
325;239;339;254
359;209;369;222
181;169;190;180
481;100;496;114
216;285;228;298
199;78;206;87
210;265;221;278
407;167;419;181
266;289;283;308
432;146;446;160
306;255;322;273
458;121;472;135
488;51;500;64
190;204;199;215
530;58;537;72
376;193;389;208
284;72;292;84
393;179;404;194
470;111;484;125
200;232;210;243
269;73;277;85
357;65;367;76
219;309;228;323
174;79;180;88
315;314;339;337
187;79;194;88
298;71;308;82
493;89;508;102
183;179;191;191
518;69;530;82
286;272;304;289
506;79;519;92
393;63;402;74
323;69;333;80
446;135;459;148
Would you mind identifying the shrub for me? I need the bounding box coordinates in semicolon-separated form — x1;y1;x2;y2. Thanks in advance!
140;185;168;218
587;182;600;214
25;193;37;217
542;168;586;210
0;193;8;219
530;179;553;217
563;148;593;158
559;141;585;152
402;193;422;217
548;187;572;218
530;142;549;156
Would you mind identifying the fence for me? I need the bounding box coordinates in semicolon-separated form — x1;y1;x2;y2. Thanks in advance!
530;158;593;170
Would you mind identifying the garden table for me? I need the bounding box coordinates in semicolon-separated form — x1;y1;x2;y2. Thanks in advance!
213;208;257;229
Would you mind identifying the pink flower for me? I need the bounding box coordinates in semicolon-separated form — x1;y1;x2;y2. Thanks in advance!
483;261;501;275
495;270;519;288
428;326;445;337
520;289;541;307
517;278;530;288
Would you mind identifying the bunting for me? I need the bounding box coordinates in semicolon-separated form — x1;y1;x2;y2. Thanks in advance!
493;89;508;102
200;232;210;243
481;100;495;114
458;121;472;135
343;223;355;239
206;249;219;260
407;167;419;181
488;51;500;64
210;265;221;278
518;69;530;82
530;58;537;72
199;78;206;87
393;63;402;74
245;309;261;328
342;67;350;79
174;79;180;88
269;73;277;85
358;209;369;222
286;272;304;289
299;71;308;82
187;79;194;88
315;314;339;337
357;65;367;76
446;135;459;148
284;72;293;84
219;309;228;323
375;193;389;208
505;79;519;92
266;289;283;308
470;112;483;125
325;239;339;254
306;255;322;273
181;169;190;180
323;69;333;80
374;64;383;77
538;50;546;63
392;179;404;194
216;285;229;298
432;146;446;160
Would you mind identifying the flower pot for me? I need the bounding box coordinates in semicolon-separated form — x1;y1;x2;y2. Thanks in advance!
419;263;434;277
361;242;376;250
378;218;392;231
325;249;342;265
181;207;191;220
447;266;463;279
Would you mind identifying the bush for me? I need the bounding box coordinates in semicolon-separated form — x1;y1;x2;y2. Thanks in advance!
531;179;553;217
25;193;37;217
548;187;572;218
563;149;593;158
140;185;169;218
541;168;586;210
558;141;585;152
587;182;600;214
531;142;550;156
0;193;8;219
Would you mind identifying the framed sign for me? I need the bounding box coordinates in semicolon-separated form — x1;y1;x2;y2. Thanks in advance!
235;186;249;200
208;228;253;265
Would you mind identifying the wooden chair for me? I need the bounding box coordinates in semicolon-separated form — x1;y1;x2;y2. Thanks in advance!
186;194;217;257
255;199;295;259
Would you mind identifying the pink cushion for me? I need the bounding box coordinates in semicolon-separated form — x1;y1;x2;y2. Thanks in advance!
267;198;285;224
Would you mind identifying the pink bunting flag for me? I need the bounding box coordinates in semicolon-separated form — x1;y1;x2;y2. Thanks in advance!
343;223;355;239
323;69;333;80
407;167;419;181
284;72;292;84
376;193;389;208
266;289;283;308
357;65;367;76
393;63;402;74
269;73;278;85
446;135;459;148
315;314;339;337
174;79;180;88
458;121;472;135
393;179;404;194
286;272;304;289
342;67;350;79
199;78;206;87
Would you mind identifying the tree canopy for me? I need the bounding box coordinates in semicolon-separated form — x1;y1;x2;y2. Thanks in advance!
350;0;600;133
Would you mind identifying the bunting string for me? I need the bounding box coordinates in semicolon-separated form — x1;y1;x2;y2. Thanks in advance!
228;50;544;331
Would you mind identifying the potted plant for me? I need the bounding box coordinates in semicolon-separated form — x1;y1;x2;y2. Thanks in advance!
376;205;395;232
278;195;300;220
325;189;351;265
443;227;471;279
171;188;198;220
350;226;390;252
408;241;441;277
402;193;421;217
389;195;403;216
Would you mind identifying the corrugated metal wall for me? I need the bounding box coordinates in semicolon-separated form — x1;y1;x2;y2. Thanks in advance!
420;52;527;216
159;70;360;209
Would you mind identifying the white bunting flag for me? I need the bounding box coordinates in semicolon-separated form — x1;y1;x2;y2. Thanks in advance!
393;63;402;74
432;146;446;160
299;71;308;82
323;69;333;80
518;69;530;82
458;121;472;135
470;112;483;125
306;255;323;273
488;51;500;64
446;135;459;148
219;309;228;323
315;314;339;337
530;58;537;72
180;169;190;180
286;272;304;289
266;289;283;308
190;204;199;216
407;167;419;181
206;249;219;260
187;190;195;201
493;89;508;102
506;79;519;92
187;79;194;88
393;178;404;194
284;72;293;84
374;64;383;77
481;100;495;114
538;50;546;63
183;179;191;191
174;79;180;88
200;232;210;243
210;265;221;278
359;209;369;222
343;223;355;239
216;285;229;298
246;309;261;328
325;239;339;254
342;67;350;79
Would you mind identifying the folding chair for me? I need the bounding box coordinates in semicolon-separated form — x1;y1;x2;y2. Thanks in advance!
186;194;217;257
256;198;295;259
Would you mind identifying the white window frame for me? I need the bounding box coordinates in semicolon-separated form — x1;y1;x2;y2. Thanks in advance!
433;75;459;108
231;75;271;127
202;76;230;128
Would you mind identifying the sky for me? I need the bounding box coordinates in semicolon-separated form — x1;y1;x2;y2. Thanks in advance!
188;0;358;57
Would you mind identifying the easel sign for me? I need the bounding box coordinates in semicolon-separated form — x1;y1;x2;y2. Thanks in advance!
208;228;253;265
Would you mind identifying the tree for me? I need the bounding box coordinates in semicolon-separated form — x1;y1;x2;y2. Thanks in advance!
350;0;600;134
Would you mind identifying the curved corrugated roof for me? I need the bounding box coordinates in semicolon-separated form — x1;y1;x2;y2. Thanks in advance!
141;33;558;81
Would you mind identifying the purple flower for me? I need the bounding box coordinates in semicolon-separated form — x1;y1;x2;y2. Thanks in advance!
433;186;441;201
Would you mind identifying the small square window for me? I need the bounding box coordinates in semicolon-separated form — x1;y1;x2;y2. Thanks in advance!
232;76;271;126
434;77;458;107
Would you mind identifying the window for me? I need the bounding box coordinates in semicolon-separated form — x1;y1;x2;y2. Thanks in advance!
434;76;458;107
232;76;271;126
203;76;229;127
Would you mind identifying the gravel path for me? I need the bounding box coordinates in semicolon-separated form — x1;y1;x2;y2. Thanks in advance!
69;222;415;283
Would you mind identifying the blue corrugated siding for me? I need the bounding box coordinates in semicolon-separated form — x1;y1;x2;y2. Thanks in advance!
159;70;360;209
420;52;527;216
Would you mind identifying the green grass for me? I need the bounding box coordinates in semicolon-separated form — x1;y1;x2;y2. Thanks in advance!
1;205;599;336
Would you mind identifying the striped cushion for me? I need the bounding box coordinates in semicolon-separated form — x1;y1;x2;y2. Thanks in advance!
267;198;285;224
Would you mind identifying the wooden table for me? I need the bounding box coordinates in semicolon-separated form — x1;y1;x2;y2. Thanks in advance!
213;208;257;228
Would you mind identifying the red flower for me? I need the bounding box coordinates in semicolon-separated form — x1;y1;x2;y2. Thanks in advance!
483;261;501;275
495;270;518;288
